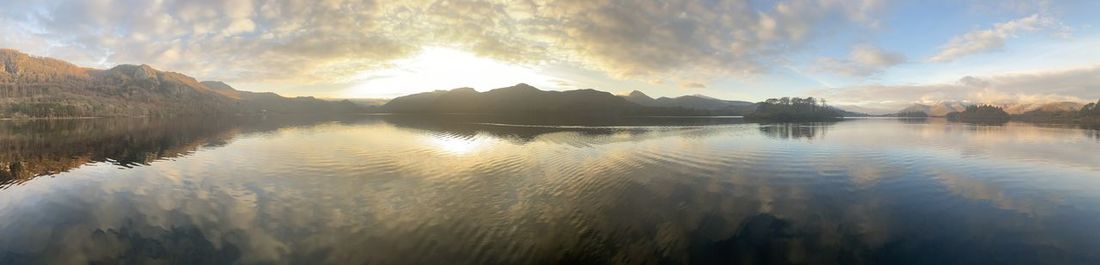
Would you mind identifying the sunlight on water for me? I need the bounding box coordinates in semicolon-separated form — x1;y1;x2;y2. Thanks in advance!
425;134;494;155
0;116;1098;264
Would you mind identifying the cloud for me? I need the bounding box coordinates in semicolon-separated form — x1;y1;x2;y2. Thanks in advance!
0;0;886;87
680;82;707;89
928;14;1053;62
812;64;1100;110
815;44;905;76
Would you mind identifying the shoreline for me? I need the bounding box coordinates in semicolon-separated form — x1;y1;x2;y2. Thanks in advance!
0;116;107;121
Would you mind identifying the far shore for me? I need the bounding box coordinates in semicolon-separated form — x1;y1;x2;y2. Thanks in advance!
0;116;106;121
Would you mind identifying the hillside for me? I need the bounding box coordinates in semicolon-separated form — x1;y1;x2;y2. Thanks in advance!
381;84;645;114
897;101;1085;117
897;102;970;116
1083;100;1100;125
0;49;359;118
622;90;756;115
1003;102;1085;114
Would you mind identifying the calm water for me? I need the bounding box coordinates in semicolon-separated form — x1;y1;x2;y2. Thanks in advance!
1;115;1099;265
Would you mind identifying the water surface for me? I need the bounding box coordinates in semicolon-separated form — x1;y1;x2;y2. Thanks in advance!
1;116;1099;264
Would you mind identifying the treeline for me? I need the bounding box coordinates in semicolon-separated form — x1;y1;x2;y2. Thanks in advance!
945;99;1100;124
895;111;929;118
1082;99;1100;124
744;97;841;122
946;105;1010;123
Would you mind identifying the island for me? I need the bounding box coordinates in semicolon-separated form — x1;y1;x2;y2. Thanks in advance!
1082;100;1100;125
945;105;1010;123
743;97;843;122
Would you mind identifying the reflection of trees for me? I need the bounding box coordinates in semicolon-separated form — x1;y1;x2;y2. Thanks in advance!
0;115;348;187
897;117;930;124
758;123;834;140
1085;127;1100;141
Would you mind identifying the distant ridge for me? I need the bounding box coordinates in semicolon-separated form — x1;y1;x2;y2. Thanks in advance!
897;102;970;117
380;84;760;116
382;83;639;114
896;101;1087;116
621;90;755;114
1002;102;1084;114
0;49;359;118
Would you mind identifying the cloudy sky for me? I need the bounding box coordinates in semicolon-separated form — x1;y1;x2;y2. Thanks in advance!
2;0;1099;112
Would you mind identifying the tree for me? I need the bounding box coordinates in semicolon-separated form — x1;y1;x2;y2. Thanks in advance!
746;97;840;122
947;104;1009;123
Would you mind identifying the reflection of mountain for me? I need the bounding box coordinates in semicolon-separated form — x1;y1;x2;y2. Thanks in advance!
376;114;748;143
380;84;754;116
758;123;834;140
0;116;348;186
0;49;359;118
2;117;1097;264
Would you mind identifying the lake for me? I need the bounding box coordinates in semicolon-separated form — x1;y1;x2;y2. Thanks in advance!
1;115;1099;265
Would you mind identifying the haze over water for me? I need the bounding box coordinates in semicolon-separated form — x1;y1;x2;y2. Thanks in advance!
1;116;1099;264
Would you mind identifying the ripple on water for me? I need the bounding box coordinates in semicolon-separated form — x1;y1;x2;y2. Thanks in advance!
1;118;1099;264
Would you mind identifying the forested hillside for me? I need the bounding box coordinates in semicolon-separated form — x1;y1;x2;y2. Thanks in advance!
0;49;359;118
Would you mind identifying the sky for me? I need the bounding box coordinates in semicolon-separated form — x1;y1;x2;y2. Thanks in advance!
2;0;1099;113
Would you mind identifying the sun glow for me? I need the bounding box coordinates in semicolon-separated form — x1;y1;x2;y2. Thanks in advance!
344;47;557;98
426;134;492;155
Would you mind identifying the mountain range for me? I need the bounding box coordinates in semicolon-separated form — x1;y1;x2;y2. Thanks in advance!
0;49;358;118
381;84;645;114
897;101;1086;116
377;84;771;116
622;90;757;114
3;48;1092;119
897;102;971;116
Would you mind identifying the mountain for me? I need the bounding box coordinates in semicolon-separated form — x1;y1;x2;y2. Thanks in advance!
829;107;871;117
341;98;390;107
382;84;643;114
0;49;358;118
624;90;658;106
621;90;756;114
897;102;970;116
897;101;1088;117
1001;102;1085;114
833;105;892;116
